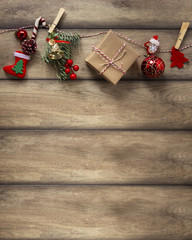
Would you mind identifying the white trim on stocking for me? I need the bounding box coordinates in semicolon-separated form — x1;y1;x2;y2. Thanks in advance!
14;52;31;60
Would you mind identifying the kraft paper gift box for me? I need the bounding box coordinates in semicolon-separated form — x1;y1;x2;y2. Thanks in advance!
85;30;139;85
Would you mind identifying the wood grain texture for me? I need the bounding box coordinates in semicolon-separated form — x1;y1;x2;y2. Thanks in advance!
0;131;192;184
0;0;192;28
0;29;192;80
0;80;192;129
0;2;192;240
0;186;192;240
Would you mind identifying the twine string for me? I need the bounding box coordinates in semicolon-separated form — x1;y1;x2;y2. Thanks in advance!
1;25;192;53
92;42;127;74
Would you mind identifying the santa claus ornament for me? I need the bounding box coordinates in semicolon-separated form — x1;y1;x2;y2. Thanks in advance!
144;35;160;55
141;35;165;78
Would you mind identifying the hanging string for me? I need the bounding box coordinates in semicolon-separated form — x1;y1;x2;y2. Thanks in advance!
1;25;192;53
0;25;35;34
0;25;50;35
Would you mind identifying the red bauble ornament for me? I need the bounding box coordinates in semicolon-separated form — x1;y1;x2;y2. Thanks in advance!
15;29;28;41
141;56;165;78
65;68;70;74
70;73;77;80
73;65;79;71
67;59;73;66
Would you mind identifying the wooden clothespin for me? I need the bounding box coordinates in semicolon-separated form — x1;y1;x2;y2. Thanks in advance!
175;22;190;49
170;22;190;68
48;8;65;34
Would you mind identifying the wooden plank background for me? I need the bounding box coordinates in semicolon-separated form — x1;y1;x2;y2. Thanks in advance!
1;80;192;129
0;0;192;239
1;0;192;28
0;131;192;184
0;186;192;239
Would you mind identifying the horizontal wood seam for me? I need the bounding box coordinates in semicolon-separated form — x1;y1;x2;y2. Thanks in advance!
0;129;192;131
0;79;192;81
0;183;192;187
1;27;192;30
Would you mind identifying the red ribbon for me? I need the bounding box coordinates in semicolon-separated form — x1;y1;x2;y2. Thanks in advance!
46;36;70;44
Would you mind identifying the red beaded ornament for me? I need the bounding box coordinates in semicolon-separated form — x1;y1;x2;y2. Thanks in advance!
15;29;28;41
141;35;165;78
141;56;165;79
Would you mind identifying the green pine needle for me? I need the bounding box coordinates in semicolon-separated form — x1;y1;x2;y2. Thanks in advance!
42;31;80;80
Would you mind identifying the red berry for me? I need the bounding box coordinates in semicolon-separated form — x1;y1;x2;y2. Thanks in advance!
73;65;79;71
65;63;69;68
15;29;28;41
65;68;70;74
70;73;77;80
67;59;73;66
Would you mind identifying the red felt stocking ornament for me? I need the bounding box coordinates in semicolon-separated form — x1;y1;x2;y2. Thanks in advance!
3;51;30;78
3;17;46;79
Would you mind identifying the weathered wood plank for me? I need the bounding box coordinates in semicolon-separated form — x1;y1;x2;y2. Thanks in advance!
0;131;192;184
0;0;192;28
0;80;192;129
0;29;192;80
0;186;191;239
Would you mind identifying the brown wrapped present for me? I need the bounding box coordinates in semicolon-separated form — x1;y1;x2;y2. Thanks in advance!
85;30;139;85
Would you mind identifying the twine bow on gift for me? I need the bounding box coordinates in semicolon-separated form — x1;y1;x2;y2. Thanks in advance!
92;42;127;74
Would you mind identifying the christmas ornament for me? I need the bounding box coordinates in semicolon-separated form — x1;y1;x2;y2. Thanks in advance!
47;38;65;60
170;22;190;68
141;35;165;79
1;12;192;82
141;56;165;79
170;47;189;68
3;51;30;78
21;39;37;55
144;35;160;55
63;59;79;80
42;9;80;80
15;29;28;41
3;16;47;78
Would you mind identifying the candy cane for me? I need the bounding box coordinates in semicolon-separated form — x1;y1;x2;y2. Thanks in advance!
31;17;47;40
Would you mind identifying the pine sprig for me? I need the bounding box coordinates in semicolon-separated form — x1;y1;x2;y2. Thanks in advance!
42;31;80;80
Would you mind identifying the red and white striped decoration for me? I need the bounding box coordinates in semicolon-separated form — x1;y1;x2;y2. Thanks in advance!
31;17;47;40
92;42;127;74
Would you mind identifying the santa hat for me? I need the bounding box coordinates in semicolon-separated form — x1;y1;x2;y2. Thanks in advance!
149;35;160;46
